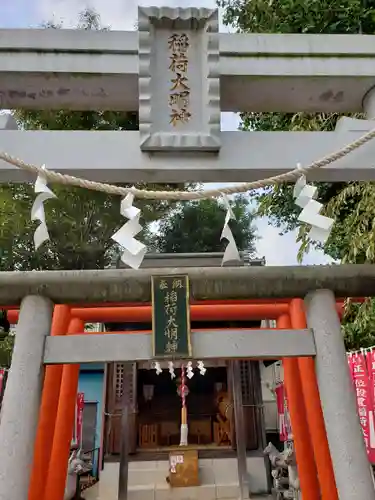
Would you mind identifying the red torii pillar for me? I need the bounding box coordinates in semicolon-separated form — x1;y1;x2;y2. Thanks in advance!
28;305;71;500
43;318;84;500
277;313;320;499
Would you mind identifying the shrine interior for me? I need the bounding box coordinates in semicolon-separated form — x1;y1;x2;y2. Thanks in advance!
137;366;229;450
105;320;263;459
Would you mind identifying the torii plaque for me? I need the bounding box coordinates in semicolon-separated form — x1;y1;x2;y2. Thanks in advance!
138;7;220;152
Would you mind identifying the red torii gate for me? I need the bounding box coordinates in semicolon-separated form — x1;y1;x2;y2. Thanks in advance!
0;298;352;500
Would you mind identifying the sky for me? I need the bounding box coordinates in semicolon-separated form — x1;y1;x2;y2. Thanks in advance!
0;0;334;266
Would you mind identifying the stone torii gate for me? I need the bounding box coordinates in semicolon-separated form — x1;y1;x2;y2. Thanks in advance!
0;6;374;500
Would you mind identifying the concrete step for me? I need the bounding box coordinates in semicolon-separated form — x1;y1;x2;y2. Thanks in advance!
86;457;269;500
84;481;240;500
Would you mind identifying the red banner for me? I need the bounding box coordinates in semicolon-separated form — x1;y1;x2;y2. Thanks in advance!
274;352;375;462
275;384;292;442
76;393;85;446
275;352;375;462
348;352;375;463
0;368;5;410
0;369;5;397
366;350;375;459
72;392;85;447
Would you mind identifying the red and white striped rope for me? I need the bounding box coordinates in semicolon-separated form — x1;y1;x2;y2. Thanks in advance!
181;364;186;408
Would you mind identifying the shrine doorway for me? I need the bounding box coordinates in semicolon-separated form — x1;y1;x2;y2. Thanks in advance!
104;321;263;459
136;363;230;451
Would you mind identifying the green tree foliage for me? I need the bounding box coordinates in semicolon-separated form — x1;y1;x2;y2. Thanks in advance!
219;0;375;348
0;311;13;368
0;335;14;369
149;196;257;254
219;0;372;35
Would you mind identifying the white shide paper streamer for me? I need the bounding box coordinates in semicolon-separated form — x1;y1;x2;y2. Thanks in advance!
168;361;176;379
186;361;194;379
153;361;162;375
197;360;206;376
293;166;334;244
31;165;57;250
111;192;147;270
220;194;241;265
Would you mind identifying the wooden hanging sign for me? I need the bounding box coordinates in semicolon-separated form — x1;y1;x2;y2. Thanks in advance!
151;275;191;358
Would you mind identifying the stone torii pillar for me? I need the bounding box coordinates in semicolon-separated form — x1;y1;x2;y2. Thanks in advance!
0;295;53;500
304;289;375;499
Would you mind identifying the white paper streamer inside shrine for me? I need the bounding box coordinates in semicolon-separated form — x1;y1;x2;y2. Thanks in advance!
197;360;206;375
30;166;57;250
293;170;334;244
153;361;206;379
111;192;147;270
168;361;176;379
186;361;194;379
220;194;241;265
153;361;162;375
